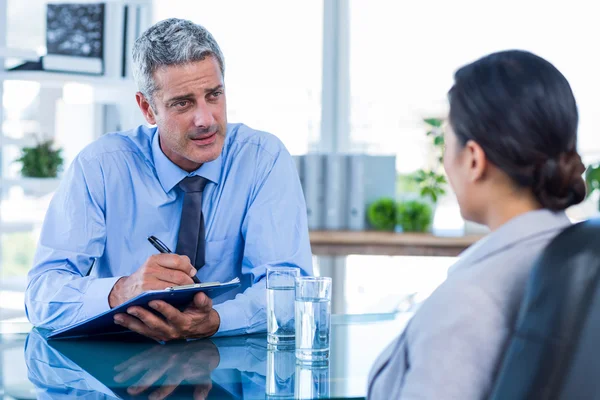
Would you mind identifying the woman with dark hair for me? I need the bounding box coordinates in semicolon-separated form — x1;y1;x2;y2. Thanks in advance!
367;50;586;399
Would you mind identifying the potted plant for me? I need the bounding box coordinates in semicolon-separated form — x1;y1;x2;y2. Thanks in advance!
412;118;447;204
396;200;433;233
16;138;64;178
15;138;64;196
367;197;397;231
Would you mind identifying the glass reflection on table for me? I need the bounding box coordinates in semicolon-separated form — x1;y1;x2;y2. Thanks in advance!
295;359;330;399
266;344;295;398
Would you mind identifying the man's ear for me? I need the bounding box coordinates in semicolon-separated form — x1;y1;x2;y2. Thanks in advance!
464;139;488;183
136;92;157;125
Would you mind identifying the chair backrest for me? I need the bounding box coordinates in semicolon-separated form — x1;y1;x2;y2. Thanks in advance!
489;218;600;400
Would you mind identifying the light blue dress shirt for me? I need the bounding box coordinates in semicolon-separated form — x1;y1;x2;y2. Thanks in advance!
25;123;313;336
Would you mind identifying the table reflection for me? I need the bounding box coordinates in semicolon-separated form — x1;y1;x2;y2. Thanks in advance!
24;329;335;399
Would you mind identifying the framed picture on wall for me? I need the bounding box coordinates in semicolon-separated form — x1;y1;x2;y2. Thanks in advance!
42;3;105;75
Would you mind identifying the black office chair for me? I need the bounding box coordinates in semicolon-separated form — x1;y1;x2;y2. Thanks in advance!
489;218;600;400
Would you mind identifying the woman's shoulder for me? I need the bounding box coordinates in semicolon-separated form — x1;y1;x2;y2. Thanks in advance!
408;272;503;335
409;212;572;337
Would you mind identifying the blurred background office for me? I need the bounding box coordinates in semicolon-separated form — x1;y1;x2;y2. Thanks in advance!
0;0;599;389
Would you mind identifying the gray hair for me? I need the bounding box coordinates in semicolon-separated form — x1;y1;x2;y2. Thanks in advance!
132;18;225;104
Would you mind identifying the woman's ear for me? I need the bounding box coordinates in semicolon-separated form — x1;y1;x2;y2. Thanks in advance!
464;139;488;183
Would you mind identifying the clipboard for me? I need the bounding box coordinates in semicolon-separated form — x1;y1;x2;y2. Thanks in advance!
48;278;241;340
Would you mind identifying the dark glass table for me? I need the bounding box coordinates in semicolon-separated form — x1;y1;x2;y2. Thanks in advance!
0;313;410;399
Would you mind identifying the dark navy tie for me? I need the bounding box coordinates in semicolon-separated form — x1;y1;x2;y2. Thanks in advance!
175;176;208;272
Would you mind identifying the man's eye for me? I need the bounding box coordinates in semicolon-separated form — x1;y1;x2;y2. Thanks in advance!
174;101;189;108
211;91;223;98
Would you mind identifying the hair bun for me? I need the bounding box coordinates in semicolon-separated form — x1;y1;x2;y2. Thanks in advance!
533;151;586;210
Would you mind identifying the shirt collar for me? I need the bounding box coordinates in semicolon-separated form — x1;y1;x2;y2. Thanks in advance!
151;129;223;193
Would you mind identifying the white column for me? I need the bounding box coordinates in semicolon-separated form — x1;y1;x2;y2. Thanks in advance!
37;87;61;141
317;255;347;315
320;255;349;396
0;0;8;285
315;7;351;389
316;0;350;153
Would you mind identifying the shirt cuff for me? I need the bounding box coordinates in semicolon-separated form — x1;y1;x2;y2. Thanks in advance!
212;301;248;337
81;276;123;320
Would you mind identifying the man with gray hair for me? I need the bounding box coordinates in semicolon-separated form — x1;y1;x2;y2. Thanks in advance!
25;18;313;340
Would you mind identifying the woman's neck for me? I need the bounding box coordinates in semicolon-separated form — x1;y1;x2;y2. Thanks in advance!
483;194;543;231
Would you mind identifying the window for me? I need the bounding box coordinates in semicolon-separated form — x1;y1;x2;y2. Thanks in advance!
1;232;37;283
152;0;324;155
5;0;46;55
349;0;600;223
344;255;454;314
2;0;597;324
349;0;600;169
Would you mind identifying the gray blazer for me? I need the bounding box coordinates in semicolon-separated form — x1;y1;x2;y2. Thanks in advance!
368;210;572;399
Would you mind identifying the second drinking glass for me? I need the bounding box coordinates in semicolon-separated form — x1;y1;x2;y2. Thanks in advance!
294;276;332;363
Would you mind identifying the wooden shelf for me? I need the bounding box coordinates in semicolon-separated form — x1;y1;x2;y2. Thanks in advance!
310;230;484;257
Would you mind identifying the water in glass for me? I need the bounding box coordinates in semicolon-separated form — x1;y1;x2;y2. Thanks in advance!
267;286;296;344
295;296;331;362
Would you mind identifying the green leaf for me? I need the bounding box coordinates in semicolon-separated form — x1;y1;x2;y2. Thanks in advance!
413;169;427;183
412;168;447;204
405;121;449;205
396;173;420;194
423;118;443;128
435;174;447;184
585;165;600;197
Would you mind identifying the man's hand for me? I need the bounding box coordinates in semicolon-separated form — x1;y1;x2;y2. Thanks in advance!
108;254;197;308
113;292;221;342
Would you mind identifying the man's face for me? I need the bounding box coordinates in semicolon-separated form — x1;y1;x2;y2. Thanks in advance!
137;57;227;171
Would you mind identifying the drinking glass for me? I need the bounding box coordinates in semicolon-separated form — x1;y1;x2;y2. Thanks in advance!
294;277;332;363
267;266;300;345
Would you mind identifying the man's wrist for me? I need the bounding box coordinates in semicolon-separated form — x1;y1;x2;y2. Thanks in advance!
208;309;221;337
108;277;126;308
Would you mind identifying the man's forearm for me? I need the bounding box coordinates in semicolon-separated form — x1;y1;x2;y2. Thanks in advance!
26;269;121;330
212;279;267;337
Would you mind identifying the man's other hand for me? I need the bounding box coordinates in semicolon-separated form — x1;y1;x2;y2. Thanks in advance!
113;292;221;342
